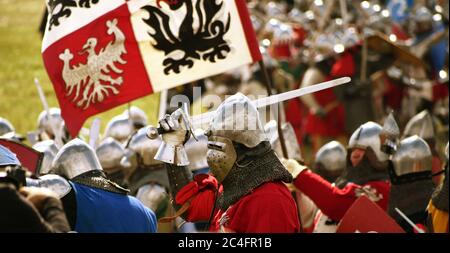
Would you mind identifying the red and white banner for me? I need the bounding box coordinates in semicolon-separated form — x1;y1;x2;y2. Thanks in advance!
42;0;261;137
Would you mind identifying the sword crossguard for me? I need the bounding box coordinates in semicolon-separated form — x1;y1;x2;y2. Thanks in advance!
146;104;198;142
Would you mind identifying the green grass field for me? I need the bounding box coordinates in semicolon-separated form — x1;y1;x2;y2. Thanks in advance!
0;0;159;142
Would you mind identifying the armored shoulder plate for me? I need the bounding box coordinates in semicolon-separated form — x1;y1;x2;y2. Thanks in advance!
26;174;72;199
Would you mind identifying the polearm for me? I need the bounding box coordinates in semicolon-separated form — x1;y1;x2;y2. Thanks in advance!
158;89;169;120
89;118;101;149
34;77;63;148
148;77;351;137
395;208;425;233
339;0;349;29
258;59;289;159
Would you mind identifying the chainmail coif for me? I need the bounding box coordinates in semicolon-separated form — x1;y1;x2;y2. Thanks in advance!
335;147;389;189
217;141;293;210
387;177;435;222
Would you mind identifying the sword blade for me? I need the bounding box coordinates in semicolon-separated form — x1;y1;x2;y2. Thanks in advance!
190;77;351;128
252;77;351;109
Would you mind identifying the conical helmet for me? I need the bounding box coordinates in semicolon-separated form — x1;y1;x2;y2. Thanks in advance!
50;139;102;179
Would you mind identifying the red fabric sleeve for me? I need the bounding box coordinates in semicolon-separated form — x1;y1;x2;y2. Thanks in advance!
225;182;300;233
331;52;355;78
294;171;391;221
174;174;218;222
294;170;361;221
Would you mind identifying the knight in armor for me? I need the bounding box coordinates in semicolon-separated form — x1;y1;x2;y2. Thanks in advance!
403;110;443;185
410;7;448;77
0;117;24;142
33;140;59;176
313;141;347;184
282;140;347;233
154;93;300;233
96;137;128;186
27;139;157;233
283;121;392;230
426;143;449;233
104;106;148;144
37;108;66;142
387;136;435;232
120;127;170;222
298;37;347;155
265;120;318;232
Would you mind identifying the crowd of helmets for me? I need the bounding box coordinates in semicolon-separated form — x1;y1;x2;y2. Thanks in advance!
0;0;449;233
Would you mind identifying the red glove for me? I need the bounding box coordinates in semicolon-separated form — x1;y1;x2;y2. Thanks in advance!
175;174;218;205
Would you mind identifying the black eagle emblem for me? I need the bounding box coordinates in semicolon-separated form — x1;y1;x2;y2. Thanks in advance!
47;0;100;30
141;0;232;75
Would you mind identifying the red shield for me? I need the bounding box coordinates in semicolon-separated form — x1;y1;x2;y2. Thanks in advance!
0;139;43;174
336;196;405;233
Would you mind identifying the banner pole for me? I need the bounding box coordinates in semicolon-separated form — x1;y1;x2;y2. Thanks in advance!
257;60;289;159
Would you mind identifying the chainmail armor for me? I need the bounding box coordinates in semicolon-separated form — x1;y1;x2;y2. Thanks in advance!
105;169;126;188
387;178;435;223
217;141;293;210
335;149;389;189
166;164;193;213
71;170;129;195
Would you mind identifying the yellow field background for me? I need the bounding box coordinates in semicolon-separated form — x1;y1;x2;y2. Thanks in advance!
0;0;160;142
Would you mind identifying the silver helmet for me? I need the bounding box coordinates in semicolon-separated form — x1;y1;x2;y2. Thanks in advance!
264;120;302;161
315;141;347;173
50;138;102;179
185;129;209;171
96;137;126;173
123;127;163;169
104;114;134;143
348;121;388;162
0;117;14;136
206;93;267;182
37;108;64;139
33;140;59;176
392;135;432;177
135;184;168;213
123;106;148;128
403;110;435;140
207;93;267;148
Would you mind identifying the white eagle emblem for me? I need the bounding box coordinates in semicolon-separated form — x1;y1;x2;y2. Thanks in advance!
58;18;127;109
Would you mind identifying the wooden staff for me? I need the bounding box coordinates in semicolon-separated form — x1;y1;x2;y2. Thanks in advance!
258;60;289;159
